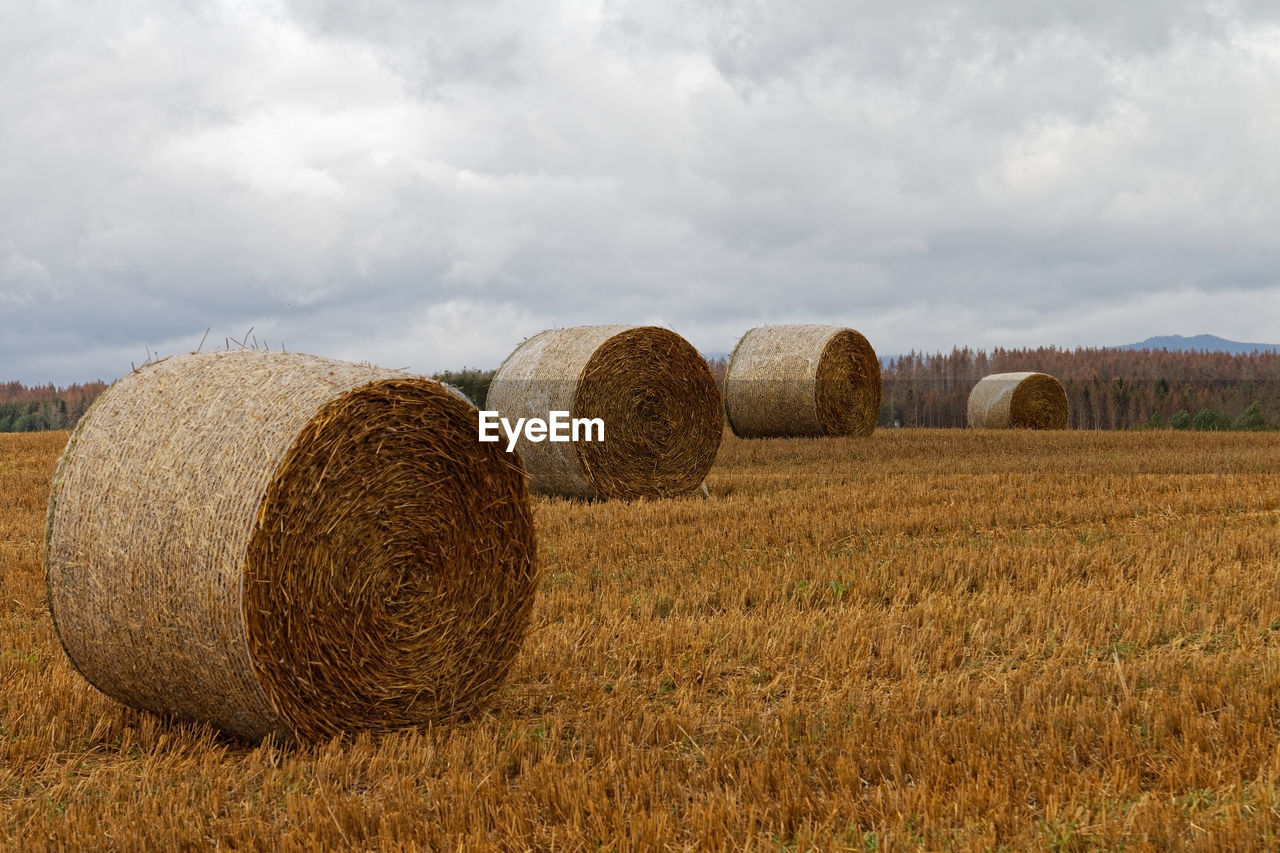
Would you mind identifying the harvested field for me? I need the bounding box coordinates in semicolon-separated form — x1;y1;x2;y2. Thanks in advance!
4;428;1280;850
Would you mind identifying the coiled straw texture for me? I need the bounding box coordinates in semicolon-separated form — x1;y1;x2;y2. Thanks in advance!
967;371;1070;429
486;325;723;500
45;350;536;742
724;324;881;438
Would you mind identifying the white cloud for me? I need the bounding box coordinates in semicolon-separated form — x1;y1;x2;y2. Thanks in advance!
2;0;1279;382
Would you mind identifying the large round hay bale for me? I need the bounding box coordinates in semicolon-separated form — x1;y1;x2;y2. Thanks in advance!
485;325;722;500
723;324;881;438
967;371;1069;429
45;350;536;742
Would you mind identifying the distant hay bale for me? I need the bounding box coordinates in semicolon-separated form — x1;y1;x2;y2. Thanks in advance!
723;324;881;438
967;371;1069;429
45;350;536;743
485;325;722;499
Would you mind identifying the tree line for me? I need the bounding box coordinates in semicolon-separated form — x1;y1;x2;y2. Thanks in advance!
4;347;1279;432
877;347;1280;430
0;381;109;433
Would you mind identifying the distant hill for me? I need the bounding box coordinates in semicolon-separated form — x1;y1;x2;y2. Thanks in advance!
1118;334;1280;354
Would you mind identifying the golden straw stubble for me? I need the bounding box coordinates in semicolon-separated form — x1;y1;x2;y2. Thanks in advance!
967;371;1070;429
45;351;536;742
487;325;723;500
725;324;881;438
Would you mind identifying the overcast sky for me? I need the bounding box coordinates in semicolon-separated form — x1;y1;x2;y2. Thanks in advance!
3;0;1279;384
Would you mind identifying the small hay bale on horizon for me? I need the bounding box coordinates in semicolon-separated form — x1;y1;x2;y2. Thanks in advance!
967;371;1069;429
485;325;723;500
45;350;536;743
723;324;881;438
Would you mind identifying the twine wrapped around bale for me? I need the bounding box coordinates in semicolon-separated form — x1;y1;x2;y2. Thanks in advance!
723;324;881;438
967;371;1069;429
45;350;536;743
485;325;723;500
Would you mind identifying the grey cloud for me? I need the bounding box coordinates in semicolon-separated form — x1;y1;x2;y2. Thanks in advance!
2;1;1279;384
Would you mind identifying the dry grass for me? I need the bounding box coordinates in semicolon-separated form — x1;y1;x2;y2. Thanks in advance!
5;428;1280;850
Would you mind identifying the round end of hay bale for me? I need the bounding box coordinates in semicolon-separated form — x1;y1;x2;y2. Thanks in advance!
814;329;882;436
1008;372;1069;429
573;326;722;500
45;352;536;742
243;379;535;740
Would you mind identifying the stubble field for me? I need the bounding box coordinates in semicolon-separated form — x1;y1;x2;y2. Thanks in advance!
3;428;1280;850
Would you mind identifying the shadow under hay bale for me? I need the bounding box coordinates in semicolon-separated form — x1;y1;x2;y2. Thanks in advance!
724;324;881;438
967;371;1069;429
486;325;723;500
45;350;536;743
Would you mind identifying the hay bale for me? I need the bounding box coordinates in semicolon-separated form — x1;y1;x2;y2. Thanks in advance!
485;325;722;499
45;350;536;743
967;371;1069;429
723;324;881;438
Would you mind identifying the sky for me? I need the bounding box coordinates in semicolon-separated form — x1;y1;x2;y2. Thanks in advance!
3;0;1279;384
